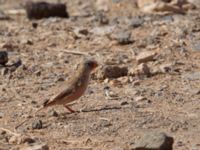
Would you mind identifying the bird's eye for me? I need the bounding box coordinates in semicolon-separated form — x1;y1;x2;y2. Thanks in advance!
85;60;98;69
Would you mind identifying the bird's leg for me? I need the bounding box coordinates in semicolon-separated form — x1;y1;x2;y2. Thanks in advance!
64;105;75;113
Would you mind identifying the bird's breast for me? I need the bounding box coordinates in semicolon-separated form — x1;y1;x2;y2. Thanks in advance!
64;76;89;103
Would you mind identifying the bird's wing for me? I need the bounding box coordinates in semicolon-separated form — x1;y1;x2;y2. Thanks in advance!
52;85;75;101
43;87;75;107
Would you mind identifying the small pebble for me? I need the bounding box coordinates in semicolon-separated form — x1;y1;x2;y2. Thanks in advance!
32;120;43;130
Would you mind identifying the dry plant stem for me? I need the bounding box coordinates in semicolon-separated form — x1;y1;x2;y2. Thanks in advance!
15;116;33;130
62;50;89;55
0;127;20;136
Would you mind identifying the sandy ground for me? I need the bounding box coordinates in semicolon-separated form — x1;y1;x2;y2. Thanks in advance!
0;0;200;149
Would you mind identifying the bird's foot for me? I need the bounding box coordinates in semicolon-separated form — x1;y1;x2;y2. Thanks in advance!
64;105;76;113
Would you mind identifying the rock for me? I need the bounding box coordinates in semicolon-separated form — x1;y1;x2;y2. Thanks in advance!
191;40;200;51
121;101;128;106
182;72;200;80
136;51;157;64
96;0;109;11
48;110;59;117
159;63;173;73
9;135;35;144
73;28;89;38
96;65;128;79
32;120;43;130
25;1;69;19
188;0;200;6
2;42;18;50
0;51;8;65
0;112;4;118
117;76;130;84
1;67;9;75
111;31;133;45
132;132;174;150
135;96;147;102
21;39;33;45
91;26;115;36
135;63;151;77
0;10;10;20
129;17;144;28
20;143;49;150
137;0;195;13
32;22;38;29
95;12;109;25
137;0;155;8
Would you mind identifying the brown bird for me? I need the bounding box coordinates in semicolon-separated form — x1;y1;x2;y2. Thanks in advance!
15;59;98;129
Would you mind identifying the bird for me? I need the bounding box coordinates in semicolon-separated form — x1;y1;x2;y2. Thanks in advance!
15;58;98;129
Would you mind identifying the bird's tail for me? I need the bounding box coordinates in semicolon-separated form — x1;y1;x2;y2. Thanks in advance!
15;100;56;130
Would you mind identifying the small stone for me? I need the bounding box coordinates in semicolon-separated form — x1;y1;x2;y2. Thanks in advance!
0;51;8;65
136;63;151;76
132;132;174;150
117;76;130;84
129;17;144;28
191;40;200;51
21;39;33;45
0;112;4;118
32;120;43;130
159;63;173;73
182;72;200;80
35;70;41;76
73;28;89;38
20;143;49;150
136;51;157;64
121;101;128;106
1;67;9;75
96;0;109;11
133;80;140;86
32;22;38;29
48;110;59;117
95;12;109;25
96;65;128;79
31;101;37;105
0;10;10;20
9;135;35;144
114;32;133;45
129;63;150;77
135;96;146;102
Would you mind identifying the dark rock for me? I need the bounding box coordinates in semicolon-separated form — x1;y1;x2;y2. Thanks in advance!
129;17;144;28
121;101;128;106
132;132;174;150
0;10;10;20
14;59;22;68
0;51;8;65
96;65;128;79
32;120;43;130
32;22;38;28
95;12;109;25
159;63;173;73
48;110;59;117
25;1;69;19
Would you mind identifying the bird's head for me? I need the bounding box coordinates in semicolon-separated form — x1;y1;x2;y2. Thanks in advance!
83;59;98;72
